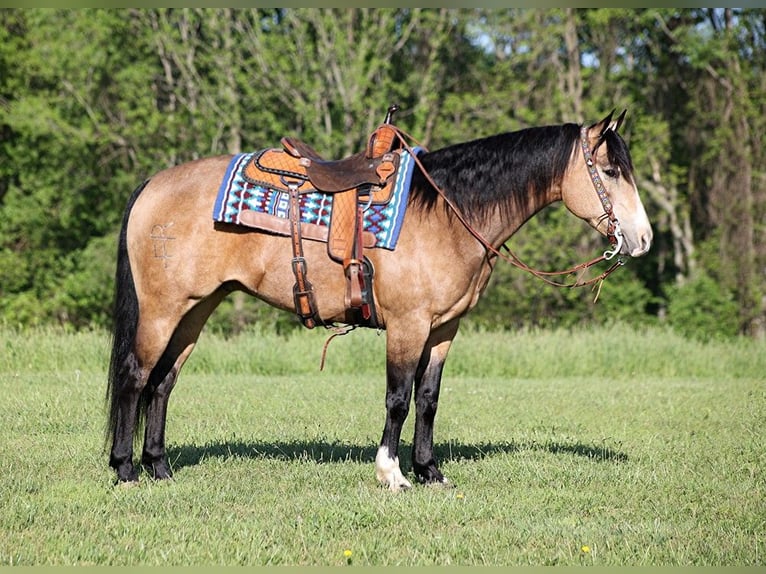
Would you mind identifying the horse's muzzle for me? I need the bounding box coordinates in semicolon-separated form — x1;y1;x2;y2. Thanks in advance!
626;226;653;257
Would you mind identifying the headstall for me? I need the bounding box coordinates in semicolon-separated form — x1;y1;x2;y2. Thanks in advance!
579;126;624;261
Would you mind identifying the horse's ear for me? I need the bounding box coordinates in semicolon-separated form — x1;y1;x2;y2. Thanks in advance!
589;109;615;140
609;109;627;133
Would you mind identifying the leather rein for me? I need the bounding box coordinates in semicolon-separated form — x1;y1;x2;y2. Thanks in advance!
390;125;626;293
319;123;626;369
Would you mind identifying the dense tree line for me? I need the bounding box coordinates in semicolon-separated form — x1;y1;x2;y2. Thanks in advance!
1;8;764;340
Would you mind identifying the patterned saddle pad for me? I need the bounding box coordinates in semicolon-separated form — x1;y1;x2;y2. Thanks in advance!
213;147;421;250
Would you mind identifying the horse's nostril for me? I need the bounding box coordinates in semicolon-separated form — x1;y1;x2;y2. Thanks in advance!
642;230;653;252
632;230;653;256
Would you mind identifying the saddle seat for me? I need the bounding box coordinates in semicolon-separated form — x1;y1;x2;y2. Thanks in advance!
280;122;401;193
243;124;401;200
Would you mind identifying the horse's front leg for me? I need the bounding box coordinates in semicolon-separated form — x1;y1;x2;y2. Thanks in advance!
412;320;459;486
376;361;415;491
376;323;431;492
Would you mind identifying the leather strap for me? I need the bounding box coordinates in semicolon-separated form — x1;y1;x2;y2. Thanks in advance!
288;183;318;328
343;203;366;312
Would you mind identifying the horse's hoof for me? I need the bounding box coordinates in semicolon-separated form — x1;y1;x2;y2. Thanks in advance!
377;471;412;492
413;463;450;487
150;473;174;483
143;458;173;480
149;467;174;481
375;446;413;492
112;463;139;484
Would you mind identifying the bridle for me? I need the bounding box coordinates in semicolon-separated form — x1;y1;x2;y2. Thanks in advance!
579;125;624;261
389;124;626;291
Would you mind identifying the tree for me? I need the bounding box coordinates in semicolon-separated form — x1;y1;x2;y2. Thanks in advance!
0;9;154;325
0;8;762;338
644;9;765;336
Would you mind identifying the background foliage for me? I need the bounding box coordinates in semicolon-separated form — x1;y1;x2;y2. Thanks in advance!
1;8;764;340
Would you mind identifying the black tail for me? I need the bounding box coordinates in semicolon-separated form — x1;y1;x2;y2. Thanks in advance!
105;180;149;447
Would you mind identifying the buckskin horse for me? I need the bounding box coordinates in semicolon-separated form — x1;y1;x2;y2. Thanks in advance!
106;109;652;491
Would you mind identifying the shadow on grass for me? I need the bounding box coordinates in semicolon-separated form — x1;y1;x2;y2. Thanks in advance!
168;437;627;472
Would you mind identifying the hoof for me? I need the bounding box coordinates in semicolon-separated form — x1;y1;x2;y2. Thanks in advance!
112;461;139;484
375;446;413;492
414;462;450;487
142;458;173;480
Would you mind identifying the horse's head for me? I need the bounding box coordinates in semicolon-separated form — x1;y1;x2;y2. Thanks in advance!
562;110;652;258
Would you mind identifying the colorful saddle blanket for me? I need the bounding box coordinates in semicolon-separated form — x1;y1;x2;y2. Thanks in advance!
213;147;421;250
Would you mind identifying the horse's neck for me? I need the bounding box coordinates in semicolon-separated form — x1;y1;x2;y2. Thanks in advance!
415;128;575;249
481;183;563;249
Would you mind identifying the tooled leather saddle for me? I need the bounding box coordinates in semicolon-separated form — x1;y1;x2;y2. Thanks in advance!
241;105;403;329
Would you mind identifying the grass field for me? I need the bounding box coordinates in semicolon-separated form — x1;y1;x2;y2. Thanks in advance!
0;323;763;565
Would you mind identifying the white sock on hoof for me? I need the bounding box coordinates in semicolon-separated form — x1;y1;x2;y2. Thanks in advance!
375;446;412;492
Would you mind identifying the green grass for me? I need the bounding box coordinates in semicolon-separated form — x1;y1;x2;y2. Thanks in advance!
0;323;763;565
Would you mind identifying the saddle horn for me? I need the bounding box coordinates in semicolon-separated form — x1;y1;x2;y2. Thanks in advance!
384;103;400;124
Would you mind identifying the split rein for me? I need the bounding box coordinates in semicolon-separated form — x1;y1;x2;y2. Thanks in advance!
390;126;626;298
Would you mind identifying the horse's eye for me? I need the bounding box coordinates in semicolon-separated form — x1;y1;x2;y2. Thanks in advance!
603;167;620;179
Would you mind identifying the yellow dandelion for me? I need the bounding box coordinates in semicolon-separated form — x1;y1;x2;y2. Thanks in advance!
343;549;353;559
581;545;591;554
456;492;465;500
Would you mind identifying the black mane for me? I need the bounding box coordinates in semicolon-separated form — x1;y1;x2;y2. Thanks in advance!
408;122;634;225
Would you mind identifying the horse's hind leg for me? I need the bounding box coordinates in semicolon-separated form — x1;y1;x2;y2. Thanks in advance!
140;292;229;479
109;352;149;483
109;315;177;483
139;339;193;480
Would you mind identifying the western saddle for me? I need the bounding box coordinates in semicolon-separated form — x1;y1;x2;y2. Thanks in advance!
241;105;404;329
